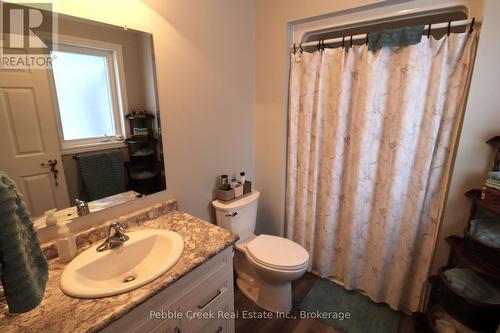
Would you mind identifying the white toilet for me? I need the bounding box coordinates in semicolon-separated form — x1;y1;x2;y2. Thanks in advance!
212;190;309;313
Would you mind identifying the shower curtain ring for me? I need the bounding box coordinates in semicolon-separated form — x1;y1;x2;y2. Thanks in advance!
427;24;432;39
292;43;297;54
366;33;369;46
342;36;345;49
299;43;304;53
350;35;353;48
447;21;451;36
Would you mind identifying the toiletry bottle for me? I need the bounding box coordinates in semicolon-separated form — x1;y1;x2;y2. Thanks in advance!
231;178;238;188
56;222;78;263
220;175;230;191
44;208;58;227
240;171;246;185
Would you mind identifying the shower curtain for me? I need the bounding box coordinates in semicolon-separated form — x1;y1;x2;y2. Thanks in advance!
285;31;477;312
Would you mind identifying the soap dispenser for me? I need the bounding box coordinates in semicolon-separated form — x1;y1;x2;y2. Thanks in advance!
56;222;77;263
44;208;58;227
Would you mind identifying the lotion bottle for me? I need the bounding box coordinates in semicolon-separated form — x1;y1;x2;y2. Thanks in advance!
56;222;78;263
44;208;58;227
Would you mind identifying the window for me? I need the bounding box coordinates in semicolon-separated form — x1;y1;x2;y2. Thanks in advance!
50;40;127;152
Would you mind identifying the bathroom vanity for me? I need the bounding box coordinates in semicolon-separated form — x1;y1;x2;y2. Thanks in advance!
103;247;234;333
0;200;238;333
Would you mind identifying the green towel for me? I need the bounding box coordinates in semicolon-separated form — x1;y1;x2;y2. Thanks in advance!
0;171;48;313
469;219;500;247
444;268;500;304
77;149;126;201
299;279;401;332
368;25;424;51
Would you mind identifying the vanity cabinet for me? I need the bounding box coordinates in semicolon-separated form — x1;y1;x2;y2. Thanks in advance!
101;247;235;333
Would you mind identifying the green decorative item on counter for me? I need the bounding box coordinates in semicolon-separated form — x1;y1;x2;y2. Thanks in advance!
220;175;230;191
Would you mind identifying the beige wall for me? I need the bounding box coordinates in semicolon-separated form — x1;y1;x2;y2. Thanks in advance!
432;0;500;272
51;0;255;222
254;0;386;235
137;34;158;114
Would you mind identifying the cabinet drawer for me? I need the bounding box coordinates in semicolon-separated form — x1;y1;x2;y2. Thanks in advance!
196;298;232;333
198;317;225;333
101;247;233;333
148;317;181;333
180;270;232;331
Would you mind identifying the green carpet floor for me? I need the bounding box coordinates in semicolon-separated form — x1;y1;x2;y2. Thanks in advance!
299;278;401;333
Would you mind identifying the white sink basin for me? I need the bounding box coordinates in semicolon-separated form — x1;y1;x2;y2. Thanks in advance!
60;229;184;298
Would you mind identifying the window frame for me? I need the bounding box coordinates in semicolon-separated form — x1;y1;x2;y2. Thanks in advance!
47;34;129;154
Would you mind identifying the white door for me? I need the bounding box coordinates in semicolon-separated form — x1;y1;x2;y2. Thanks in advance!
0;61;70;217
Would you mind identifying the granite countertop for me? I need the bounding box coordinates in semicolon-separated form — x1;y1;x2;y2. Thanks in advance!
0;204;238;333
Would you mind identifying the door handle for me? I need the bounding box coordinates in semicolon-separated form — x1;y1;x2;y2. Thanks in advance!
40;159;59;186
40;159;57;167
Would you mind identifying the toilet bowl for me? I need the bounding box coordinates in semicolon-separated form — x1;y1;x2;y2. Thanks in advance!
212;190;309;312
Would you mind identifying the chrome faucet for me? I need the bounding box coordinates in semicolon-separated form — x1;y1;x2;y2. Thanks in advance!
75;199;90;216
96;222;129;252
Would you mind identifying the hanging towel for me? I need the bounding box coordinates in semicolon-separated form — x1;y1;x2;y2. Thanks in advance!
368;25;424;51
77;149;126;201
0;171;48;313
469;219;500;248
444;268;500;304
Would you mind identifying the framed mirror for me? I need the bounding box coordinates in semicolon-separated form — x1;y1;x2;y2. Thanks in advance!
0;4;165;231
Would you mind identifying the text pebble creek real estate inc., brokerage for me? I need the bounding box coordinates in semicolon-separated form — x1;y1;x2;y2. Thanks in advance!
149;310;352;321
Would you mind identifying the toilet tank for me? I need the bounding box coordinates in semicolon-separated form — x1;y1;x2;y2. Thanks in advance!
212;190;260;242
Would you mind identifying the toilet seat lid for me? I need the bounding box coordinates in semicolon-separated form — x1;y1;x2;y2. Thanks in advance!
246;235;309;270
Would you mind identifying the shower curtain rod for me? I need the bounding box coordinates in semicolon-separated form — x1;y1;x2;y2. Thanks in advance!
291;18;479;50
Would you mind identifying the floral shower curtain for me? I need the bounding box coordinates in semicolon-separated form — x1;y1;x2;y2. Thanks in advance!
285;31;477;312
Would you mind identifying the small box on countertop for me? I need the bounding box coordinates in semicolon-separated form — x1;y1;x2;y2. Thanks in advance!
234;185;244;197
215;180;252;202
215;188;235;201
243;180;252;194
